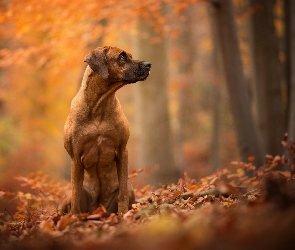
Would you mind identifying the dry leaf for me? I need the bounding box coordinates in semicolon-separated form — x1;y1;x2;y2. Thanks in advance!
57;214;77;231
171;191;182;200
248;156;255;161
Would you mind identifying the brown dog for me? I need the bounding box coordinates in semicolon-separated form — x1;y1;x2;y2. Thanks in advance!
62;46;151;215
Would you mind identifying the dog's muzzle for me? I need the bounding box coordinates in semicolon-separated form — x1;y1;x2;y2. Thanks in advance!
138;61;151;80
124;61;152;83
142;61;152;69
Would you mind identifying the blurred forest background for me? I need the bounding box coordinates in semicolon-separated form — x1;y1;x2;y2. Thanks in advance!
0;0;294;192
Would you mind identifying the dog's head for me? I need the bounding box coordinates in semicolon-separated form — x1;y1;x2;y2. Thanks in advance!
84;46;151;84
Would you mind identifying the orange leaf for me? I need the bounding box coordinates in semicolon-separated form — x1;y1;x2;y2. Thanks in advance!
171;191;182;199
92;205;107;214
57;214;76;231
248;156;255;161
40;221;53;233
188;185;198;190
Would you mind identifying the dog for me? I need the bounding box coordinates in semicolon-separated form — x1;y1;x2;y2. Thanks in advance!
61;46;151;215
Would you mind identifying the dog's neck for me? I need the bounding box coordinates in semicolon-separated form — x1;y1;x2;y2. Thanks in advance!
80;66;125;116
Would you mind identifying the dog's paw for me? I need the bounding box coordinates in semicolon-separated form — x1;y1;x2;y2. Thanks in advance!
117;203;128;215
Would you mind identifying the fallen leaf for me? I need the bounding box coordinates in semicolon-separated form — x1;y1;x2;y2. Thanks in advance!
57;214;77;231
39;221;53;233
248;156;255;162
171;191;182;200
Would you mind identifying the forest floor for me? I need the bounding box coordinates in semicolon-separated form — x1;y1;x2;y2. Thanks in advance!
1;141;295;250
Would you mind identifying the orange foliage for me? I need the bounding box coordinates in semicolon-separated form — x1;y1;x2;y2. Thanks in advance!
0;0;204;181
0;0;203;182
1;146;295;248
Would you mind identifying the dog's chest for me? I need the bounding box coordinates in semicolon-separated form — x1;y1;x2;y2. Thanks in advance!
97;115;129;146
100;98;129;143
81;102;129;171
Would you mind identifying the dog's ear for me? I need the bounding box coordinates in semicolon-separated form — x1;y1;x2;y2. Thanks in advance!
84;47;109;79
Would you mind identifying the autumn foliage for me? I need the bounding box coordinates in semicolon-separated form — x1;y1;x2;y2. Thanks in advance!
0;0;208;186
1;0;295;248
1;139;295;249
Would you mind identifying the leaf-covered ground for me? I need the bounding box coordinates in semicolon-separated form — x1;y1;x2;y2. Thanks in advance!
1;141;295;250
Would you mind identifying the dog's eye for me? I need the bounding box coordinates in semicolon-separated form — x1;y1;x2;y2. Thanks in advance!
119;52;127;61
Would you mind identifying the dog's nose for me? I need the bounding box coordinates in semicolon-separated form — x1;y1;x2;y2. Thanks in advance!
143;62;152;68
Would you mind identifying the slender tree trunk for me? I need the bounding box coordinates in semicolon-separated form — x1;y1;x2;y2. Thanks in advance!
175;6;196;172
210;77;221;171
212;0;264;167
210;10;222;171
134;18;178;186
285;0;295;142
250;0;285;155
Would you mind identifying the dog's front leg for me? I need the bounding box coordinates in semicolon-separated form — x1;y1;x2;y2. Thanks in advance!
117;148;129;215
71;160;84;214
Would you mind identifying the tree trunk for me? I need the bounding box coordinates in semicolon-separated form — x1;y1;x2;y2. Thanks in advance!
210;9;223;171
250;0;285;155
134;18;178;186
175;6;196;172
285;0;295;142
285;0;295;170
212;0;264;167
